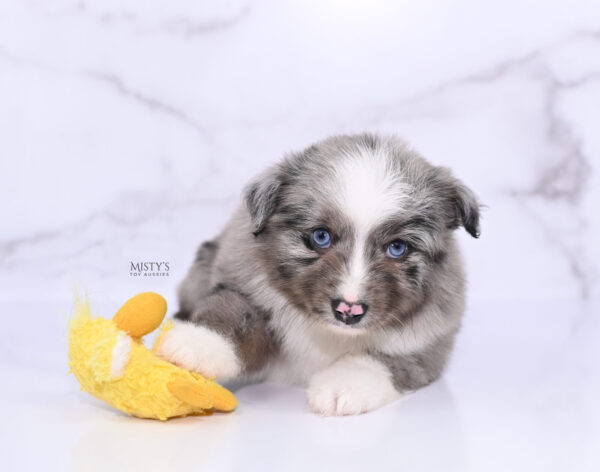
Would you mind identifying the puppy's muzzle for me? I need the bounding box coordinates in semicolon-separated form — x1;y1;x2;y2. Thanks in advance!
331;299;368;325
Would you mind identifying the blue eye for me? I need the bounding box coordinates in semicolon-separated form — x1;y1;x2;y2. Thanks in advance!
387;240;407;258
312;229;331;249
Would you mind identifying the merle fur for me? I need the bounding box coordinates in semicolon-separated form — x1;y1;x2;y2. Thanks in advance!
176;133;481;392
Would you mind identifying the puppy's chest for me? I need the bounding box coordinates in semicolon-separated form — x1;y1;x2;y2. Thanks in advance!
264;310;368;385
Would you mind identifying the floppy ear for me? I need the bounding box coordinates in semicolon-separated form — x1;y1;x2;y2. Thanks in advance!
452;179;481;238
244;166;284;235
432;166;481;238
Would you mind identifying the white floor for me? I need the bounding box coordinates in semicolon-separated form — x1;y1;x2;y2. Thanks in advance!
1;298;598;472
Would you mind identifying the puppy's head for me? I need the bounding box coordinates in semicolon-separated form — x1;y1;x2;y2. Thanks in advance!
245;134;480;332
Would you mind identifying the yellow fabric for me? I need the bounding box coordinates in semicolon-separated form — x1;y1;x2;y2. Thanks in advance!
113;291;167;337
68;294;237;421
88;323;122;382
167;380;214;409
152;318;174;351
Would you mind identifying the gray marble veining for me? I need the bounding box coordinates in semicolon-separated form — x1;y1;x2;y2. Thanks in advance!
0;0;598;304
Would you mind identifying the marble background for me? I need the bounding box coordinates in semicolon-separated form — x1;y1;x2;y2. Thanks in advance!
1;0;599;308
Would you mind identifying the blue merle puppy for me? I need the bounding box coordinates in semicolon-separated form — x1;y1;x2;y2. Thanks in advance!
156;133;481;415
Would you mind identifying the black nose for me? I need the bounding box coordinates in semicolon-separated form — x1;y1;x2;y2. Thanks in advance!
331;298;368;325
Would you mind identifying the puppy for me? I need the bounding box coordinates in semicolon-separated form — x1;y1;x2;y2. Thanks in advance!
156;134;480;416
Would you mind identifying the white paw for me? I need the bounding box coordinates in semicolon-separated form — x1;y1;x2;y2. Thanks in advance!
307;355;400;416
155;321;241;380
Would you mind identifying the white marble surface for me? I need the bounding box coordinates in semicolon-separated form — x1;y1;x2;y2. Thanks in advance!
0;1;599;470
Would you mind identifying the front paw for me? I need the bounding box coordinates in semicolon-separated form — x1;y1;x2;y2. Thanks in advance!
154;321;241;381
307;355;400;416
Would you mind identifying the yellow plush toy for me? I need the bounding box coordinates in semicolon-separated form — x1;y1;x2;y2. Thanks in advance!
68;292;237;420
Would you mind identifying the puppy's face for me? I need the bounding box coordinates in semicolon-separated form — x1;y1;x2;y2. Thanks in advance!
246;135;480;332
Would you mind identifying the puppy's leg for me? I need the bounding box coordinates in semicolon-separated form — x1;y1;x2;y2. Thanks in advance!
156;286;277;381
307;355;400;416
372;335;455;392
307;337;453;416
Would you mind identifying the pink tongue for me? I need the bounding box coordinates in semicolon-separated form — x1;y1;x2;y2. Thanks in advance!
336;301;364;316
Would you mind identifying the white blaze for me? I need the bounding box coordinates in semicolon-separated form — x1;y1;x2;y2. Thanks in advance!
333;148;408;300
